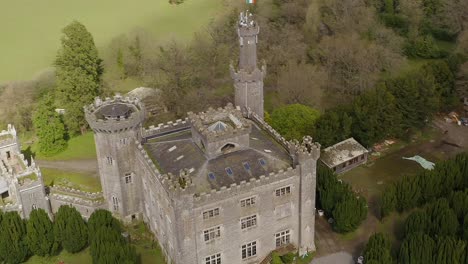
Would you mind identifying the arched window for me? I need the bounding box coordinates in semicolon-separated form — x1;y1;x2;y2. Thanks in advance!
221;143;235;154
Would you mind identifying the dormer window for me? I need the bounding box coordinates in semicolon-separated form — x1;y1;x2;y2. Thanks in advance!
225;167;234;177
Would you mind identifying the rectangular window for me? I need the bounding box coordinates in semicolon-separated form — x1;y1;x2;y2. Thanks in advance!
275;186;291;197
119;138;128;145
125;173;132;184
275;230;291;248
203;208;220;220
241;241;257;259
225;167;233;177
203;226;221;242
205;253;221;264
240;196;256;207
106;156;113;165
241;215;257;229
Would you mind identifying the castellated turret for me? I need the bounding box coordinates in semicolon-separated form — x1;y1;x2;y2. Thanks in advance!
231;11;266;119
84;94;145;221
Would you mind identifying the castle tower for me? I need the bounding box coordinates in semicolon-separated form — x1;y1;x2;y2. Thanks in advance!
84;95;145;221
230;11;266;119
293;136;320;255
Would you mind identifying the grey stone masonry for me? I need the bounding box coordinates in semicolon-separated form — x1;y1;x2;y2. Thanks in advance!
85;94;146;222
0;124;51;218
231;11;266;119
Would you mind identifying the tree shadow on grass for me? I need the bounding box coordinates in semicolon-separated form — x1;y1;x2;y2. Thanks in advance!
22;146;35;165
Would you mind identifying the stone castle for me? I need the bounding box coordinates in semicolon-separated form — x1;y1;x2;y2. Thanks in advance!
84;11;321;264
0;11;321;264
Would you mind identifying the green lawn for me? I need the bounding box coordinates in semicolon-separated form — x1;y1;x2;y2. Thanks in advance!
0;0;221;83
24;244;165;264
25;248;92;264
26;132;97;161
41;168;102;193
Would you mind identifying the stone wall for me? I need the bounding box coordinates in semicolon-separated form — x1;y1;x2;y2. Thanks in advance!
49;189;106;219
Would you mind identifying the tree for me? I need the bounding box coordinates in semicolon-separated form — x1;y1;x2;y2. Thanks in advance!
404;210;430;237
55;21;102;135
350;85;402;147
332;193;368;233
380;184;397;218
434;237;466;264
314;107;353;148
276;62;325;108
399;232;435;264
87;209;121;244
426;198;459;238
26;209;58;257
0;212;29;263
396;176;421;212
54;205;88;253
363;233;393;264
90;226;137;264
33;94;67;156
422;61;458;111
269;104;320;140
449;190;468;220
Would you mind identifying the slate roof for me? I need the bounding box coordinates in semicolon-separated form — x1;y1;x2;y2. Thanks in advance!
144;121;292;193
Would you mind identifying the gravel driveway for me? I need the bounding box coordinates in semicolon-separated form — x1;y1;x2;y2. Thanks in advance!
311;251;354;264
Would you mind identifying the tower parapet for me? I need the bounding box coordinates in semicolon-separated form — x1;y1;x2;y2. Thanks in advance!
84;94;146;134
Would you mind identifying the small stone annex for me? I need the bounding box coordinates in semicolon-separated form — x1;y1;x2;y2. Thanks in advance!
83;11;322;264
320;138;368;174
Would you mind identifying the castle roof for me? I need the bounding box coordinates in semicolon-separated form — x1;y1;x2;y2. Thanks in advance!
144;120;292;193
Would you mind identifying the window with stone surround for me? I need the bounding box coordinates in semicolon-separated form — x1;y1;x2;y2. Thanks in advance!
205;253;221;264
241;215;257;229
275;230;291;248
106;156;113;165
119;138;128;146
275;186;291;197
203;226;221;242
125;173;132;184
241;241;257;259
240;196;256;207
203;208;220;220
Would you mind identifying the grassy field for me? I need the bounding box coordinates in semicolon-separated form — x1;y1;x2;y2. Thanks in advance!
0;0;222;83
41;168;101;192
25;132;96;161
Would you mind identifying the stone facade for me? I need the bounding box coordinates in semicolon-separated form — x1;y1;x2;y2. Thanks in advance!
0;125;51;218
85;11;320;264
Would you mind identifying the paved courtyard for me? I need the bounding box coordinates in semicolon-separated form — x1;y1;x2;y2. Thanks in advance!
311;251;354;264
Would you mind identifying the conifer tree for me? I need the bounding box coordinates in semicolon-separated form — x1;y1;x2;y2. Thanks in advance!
434;237;466;264
55;21;102;135
404;210;430;237
87;209;121;244
0;212;29;263
54;205;88;253
363;233;393;264
33;94;67;156
26;209;58;257
90;226;137;264
399;232;435;264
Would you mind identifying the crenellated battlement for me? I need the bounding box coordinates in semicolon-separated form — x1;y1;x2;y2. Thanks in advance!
50;193;105;207
194;167;297;205
84;94;146;133
49;185;103;200
143;118;190;139
230;65;266;83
